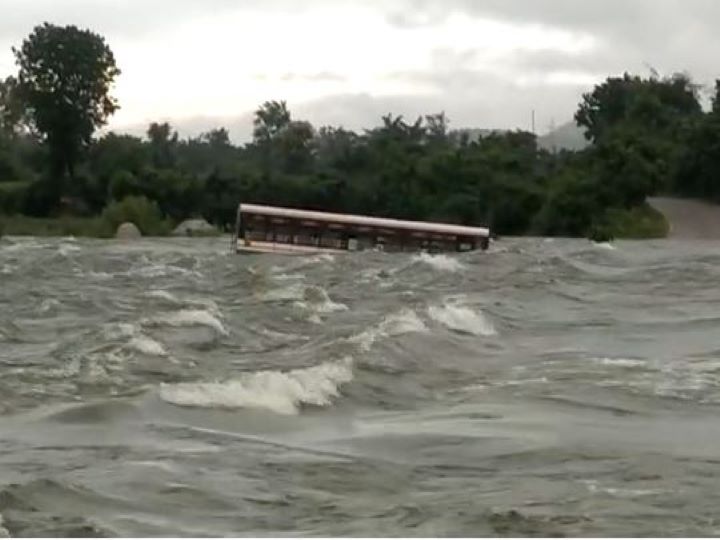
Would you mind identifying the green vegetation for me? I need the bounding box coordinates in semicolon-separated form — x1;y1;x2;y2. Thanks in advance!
605;204;670;239
0;215;107;237
99;196;172;237
2;24;719;240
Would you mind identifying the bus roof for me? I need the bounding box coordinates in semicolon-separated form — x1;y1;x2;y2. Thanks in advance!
239;203;490;238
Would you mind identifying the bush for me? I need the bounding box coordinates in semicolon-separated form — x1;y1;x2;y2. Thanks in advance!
0;215;107;236
100;196;171;236
604;203;669;239
0;181;30;214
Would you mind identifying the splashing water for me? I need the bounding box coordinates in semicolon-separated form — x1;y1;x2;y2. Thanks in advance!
159;358;354;415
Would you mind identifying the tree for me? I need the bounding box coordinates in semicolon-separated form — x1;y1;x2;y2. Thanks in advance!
0;76;28;136
575;72;700;144
12;23;121;183
201;127;230;149
424;112;449;145
147;122;178;168
276;120;315;173
252;100;291;143
671;80;720;200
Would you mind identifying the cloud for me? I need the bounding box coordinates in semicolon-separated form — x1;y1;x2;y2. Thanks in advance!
4;0;720;142
388;1;720;85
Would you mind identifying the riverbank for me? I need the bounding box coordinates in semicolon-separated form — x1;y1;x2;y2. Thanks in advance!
604;203;669;239
0;214;223;238
2;205;669;241
0;215;111;237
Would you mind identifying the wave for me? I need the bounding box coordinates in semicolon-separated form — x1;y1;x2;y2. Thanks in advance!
593;357;647;368
146;289;220;313
37;298;61;314
593;241;616;251
295;286;349;314
57;243;81;257
147;289;178;302
125;259;203;279
102;322;139;340
127;335;168;357
259;283;305;302
159;357;353;415
412;252;464;272
260;283;348;313
0;238;44;252
143;309;228;336
427;303;497;336
349;308;428;352
273;272;306;281
0;512;8;538
86;270;113;280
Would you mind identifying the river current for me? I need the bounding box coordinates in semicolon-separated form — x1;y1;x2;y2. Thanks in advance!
1;236;720;536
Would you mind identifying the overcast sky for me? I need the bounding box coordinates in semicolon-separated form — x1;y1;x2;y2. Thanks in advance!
1;0;718;142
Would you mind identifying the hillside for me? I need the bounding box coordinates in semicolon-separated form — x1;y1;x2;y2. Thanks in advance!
538;121;589;152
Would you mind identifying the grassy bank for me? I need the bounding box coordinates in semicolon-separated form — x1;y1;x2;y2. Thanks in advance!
2;208;667;241
0;215;112;237
0;214;222;238
605;203;670;239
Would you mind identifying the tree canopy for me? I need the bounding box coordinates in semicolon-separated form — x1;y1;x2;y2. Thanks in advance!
12;23;120;181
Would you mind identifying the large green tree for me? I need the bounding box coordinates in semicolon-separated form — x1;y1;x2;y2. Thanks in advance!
575;72;700;144
252;100;291;143
13;23;121;182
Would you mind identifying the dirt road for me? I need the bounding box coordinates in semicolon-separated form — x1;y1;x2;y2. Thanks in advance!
648;197;720;240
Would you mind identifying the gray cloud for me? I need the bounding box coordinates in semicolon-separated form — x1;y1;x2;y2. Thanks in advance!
389;1;720;85
6;0;720;141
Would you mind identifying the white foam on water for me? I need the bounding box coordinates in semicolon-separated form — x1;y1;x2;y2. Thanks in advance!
261;283;347;313
427;303;497;336
259;327;307;343
593;241;616;251
0;512;9;538
349;308;428;352
1;238;43;252
145;309;228;336
0;264;16;275
128;335;168;357
594;357;647;368
412;252;465;272
147;289;179;302
103;322;140;340
37;298;60;314
147;289;220;316
127;262;203;280
307;253;336;264
57;243;81;256
273;272;306;281
295;286;348;314
159;357;354;415
582;480;665;498
87;271;113;280
259;283;305;302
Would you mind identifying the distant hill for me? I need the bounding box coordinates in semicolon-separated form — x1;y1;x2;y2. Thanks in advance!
449;122;588;153
537;121;589;152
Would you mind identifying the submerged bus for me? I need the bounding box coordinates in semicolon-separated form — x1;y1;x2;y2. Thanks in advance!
233;203;491;255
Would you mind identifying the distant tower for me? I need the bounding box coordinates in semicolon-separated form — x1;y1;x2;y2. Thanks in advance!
531;110;536;134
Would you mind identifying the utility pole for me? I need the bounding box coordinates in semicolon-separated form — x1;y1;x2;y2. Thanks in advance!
531;109;536;135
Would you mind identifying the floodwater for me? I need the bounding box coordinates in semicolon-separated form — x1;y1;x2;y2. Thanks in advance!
1;236;720;536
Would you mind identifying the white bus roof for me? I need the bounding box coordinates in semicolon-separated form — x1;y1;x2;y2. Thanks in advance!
239;203;490;238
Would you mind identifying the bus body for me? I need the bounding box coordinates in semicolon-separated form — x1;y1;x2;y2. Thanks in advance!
233;203;490;254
